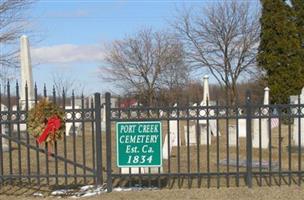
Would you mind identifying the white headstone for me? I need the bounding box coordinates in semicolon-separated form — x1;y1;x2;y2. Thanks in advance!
237;119;247;137
20;35;35;109
228;125;237;146
184;125;196;145
162;133;171;159
121;167;140;174
121;167;162;174
65;106;82;136
253;87;269;149
200;125;211;145
162;127;180;159
12;105;27;132
159;109;164;117
293;87;304;146
101;104;106;132
1;104;9;151
163;104;181;159
169;120;179;146
168;103;180;147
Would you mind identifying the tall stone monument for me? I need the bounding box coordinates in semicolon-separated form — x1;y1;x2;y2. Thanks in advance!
202;75;210;105
20;35;35;109
253;87;270;149
198;75;219;144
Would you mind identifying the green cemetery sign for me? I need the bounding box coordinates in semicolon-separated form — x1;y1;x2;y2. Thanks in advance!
116;121;162;167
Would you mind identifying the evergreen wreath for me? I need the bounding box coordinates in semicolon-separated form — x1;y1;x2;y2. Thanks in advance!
27;99;65;143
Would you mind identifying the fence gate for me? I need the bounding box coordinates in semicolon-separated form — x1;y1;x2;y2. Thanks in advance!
0;83;105;187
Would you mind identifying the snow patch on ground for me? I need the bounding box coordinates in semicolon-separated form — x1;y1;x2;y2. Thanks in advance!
33;192;44;197
48;184;159;198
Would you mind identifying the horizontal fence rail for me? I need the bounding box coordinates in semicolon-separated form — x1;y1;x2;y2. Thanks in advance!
0;83;104;188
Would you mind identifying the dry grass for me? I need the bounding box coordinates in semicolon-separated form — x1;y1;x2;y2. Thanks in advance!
1;119;304;196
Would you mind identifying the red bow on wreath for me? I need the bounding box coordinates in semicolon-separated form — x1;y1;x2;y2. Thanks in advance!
37;116;61;144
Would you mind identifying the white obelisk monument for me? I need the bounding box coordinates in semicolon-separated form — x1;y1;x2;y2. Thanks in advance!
253;87;270;149
20;35;35;108
199;75;210;106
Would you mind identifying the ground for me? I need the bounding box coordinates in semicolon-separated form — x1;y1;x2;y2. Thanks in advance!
0;185;304;200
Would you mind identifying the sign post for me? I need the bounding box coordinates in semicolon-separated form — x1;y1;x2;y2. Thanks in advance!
116;121;162;167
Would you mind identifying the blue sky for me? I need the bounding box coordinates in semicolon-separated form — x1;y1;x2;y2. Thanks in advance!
27;0;258;95
27;0;209;95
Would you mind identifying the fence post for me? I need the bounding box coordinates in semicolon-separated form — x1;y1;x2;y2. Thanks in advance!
105;92;112;192
94;93;102;185
246;90;253;188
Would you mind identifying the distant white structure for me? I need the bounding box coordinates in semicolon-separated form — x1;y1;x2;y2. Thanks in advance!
199;75;220;145
237;117;247;138
65;106;83;136
121;166;162;174
100;104;106;132
252;87;270;149
1;104;9;152
12;35;35;133
20;35;35;109
163;103;180;159
293;87;304;147
228;125;237;146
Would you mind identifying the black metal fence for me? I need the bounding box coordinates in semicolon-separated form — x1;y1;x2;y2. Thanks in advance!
1;84;304;192
105;91;304;191
0;83;104;187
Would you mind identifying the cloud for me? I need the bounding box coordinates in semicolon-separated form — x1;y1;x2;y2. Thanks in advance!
31;44;104;64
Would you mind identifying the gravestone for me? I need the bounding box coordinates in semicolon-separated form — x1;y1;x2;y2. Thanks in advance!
162;133;173;159
11;35;35;135
121;167;162;174
20;35;35;109
197;75;221;144
183;103;198;146
121;167;140;174
168;118;179;146
198;75;209;125
101;104;106;132
1;104;9;152
200;125;212;145
293;87;304;147
237;118;247;137
65;106;83;136
253;87;269;149
12;105;27;134
167;103;181;147
162;103;182;159
228;125;237;146
184;125;196;146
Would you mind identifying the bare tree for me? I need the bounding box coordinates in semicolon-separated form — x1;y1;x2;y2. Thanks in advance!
174;1;260;104
0;0;35;88
101;28;188;106
52;73;85;97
